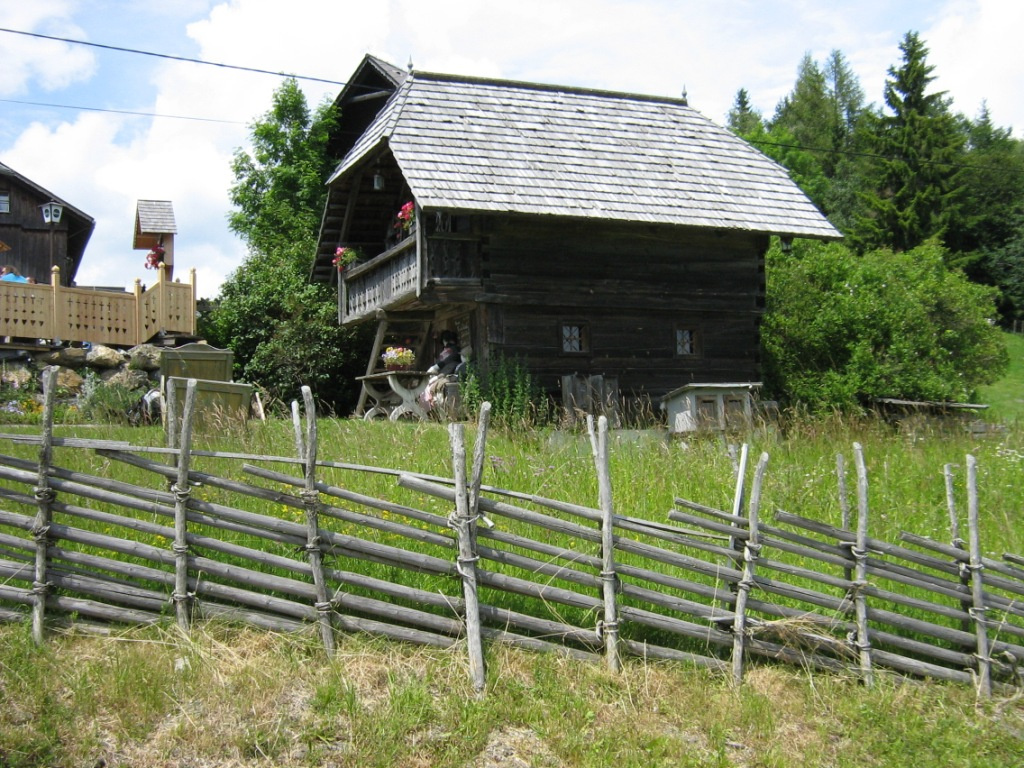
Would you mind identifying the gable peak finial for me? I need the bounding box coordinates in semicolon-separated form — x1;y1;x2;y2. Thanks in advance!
681;85;688;106
407;56;414;73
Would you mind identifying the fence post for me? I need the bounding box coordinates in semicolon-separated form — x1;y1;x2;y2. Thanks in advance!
966;454;992;698
945;463;973;636
301;386;335;656
450;421;486;692
731;452;769;686
171;378;198;632
30;366;59;645
850;443;874;686
292;401;305;461
588;415;620;673
836;454;852;583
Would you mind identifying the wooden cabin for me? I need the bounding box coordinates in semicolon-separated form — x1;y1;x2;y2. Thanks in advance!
312;56;840;416
0;160;94;286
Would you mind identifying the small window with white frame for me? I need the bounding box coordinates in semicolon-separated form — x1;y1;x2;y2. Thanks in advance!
561;322;589;354
0;192;9;214
675;325;701;357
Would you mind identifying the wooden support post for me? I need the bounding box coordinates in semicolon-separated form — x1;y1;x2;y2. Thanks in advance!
50;266;66;342
966;454;991;698
588;415;620;673
301;386;335;656
356;316;390;417
851;442;874;686
187;268;197;336
133;278;143;346
171;378;198;632
30;366;58;645
450;421;486;693
731;452;769;686
156;262;168;335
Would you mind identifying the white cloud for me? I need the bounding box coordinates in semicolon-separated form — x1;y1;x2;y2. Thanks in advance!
926;0;1024;130
0;0;95;96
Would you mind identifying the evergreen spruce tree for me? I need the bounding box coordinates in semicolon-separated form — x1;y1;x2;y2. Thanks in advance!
727;88;764;136
757;51;869;232
854;31;965;252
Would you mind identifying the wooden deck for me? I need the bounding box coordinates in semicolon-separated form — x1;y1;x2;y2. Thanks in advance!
0;264;196;347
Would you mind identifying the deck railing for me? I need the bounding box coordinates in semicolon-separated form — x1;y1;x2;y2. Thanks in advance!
340;228;483;323
342;236;418;323
0;264;196;347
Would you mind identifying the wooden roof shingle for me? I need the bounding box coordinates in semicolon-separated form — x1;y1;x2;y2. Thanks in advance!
329;69;840;239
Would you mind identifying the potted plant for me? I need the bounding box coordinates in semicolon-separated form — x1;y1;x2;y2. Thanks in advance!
394;201;415;234
381;346;416;371
332;246;361;273
144;244;165;270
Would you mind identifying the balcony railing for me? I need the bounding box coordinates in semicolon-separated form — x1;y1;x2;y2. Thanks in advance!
341;228;482;323
342;236;419;323
0;264;196;347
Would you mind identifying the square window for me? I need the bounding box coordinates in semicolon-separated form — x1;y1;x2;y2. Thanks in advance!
675;327;700;357
561;323;588;354
0;193;9;214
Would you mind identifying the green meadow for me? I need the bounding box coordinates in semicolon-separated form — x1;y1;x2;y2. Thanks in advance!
0;332;1022;767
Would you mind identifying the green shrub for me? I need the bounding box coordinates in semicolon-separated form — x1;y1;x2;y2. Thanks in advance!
762;240;1009;410
460;355;551;428
75;371;140;425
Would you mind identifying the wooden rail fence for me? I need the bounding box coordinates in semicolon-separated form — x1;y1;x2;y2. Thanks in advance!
0;264;196;347
1;367;1022;696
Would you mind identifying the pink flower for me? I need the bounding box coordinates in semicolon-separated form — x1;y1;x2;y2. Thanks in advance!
395;201;415;231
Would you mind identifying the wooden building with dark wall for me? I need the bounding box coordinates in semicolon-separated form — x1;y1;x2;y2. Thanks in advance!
0;161;94;285
312;56;840;414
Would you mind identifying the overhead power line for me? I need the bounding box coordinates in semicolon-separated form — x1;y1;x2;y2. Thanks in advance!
0;96;243;124
0;26;349;86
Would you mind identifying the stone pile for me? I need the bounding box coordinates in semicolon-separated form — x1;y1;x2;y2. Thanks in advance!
0;343;163;395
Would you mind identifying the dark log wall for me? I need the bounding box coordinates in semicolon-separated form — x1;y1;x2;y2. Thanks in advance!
0;183;69;284
473;215;767;400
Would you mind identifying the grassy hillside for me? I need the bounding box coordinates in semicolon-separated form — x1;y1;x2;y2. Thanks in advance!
978;331;1024;421
0;411;1022;767
2;622;1021;768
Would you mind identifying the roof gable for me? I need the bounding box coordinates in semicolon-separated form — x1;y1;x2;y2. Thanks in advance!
328;66;840;239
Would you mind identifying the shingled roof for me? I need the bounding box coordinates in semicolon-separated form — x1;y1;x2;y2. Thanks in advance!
328;69;840;239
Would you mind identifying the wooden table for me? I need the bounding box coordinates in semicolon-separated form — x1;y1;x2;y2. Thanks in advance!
356;370;431;421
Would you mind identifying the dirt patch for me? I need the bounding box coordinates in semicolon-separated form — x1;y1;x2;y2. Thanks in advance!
470;726;564;768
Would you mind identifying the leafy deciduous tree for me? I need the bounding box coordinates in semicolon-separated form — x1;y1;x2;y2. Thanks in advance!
202;79;371;413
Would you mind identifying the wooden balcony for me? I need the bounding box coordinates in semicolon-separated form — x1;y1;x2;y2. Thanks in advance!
0;264;196;347
342;235;419;323
341;228;482;324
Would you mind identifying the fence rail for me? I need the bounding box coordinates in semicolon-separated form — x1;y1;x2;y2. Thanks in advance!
1;368;1022;696
0;264;196;347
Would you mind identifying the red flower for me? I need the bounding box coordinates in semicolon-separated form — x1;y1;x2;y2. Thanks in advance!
144;245;165;270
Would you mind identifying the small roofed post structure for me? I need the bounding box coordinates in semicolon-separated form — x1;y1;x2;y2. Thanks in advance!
134;200;176;281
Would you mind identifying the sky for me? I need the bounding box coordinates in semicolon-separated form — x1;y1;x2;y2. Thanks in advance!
1;0;1021;299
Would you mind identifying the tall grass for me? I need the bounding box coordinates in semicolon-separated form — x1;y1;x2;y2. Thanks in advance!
1;395;1023;765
